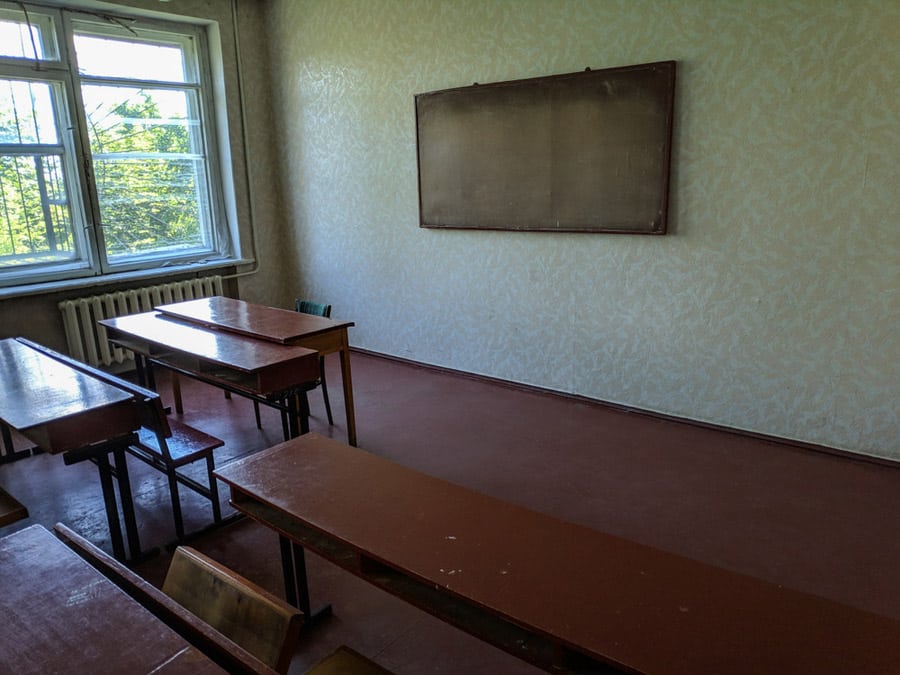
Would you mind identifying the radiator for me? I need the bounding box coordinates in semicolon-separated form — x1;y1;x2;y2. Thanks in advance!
58;275;223;368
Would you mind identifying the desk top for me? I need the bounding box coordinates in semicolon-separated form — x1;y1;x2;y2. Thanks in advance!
156;297;354;345
0;338;137;453
0;525;223;674
215;433;900;675
101;312;318;374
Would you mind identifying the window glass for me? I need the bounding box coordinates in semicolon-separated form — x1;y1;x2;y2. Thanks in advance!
82;83;211;260
0;6;59;61
0;3;232;288
0;78;59;144
0;77;82;272
74;34;188;82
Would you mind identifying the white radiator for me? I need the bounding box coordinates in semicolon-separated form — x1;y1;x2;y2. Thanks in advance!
58;275;223;367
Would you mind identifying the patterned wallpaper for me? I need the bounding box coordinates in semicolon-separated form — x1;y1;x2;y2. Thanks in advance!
252;0;899;458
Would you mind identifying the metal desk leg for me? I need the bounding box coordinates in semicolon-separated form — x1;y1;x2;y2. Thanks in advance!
112;447;142;561
133;354;148;387
278;536;331;627
66;435;154;564
285;393;310;440
94;453;127;561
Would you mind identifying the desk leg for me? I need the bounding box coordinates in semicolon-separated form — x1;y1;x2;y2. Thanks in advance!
171;373;183;415
133;354;148;387
279;536;331;627
299;392;310;436
285;393;310;440
95;453;127;562
112;447;142;561
338;343;357;447
134;354;159;393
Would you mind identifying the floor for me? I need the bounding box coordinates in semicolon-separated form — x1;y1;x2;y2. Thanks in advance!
3;350;900;673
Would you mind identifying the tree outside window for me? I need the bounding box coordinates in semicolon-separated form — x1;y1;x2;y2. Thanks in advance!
0;2;232;287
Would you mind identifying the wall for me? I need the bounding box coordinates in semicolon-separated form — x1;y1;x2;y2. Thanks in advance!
258;0;899;458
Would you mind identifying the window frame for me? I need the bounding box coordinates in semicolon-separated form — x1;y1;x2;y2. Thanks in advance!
0;1;236;289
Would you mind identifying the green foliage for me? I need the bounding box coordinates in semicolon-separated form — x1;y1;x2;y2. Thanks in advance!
1;84;206;266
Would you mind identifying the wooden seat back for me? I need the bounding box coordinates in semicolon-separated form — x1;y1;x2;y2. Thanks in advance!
53;523;279;675
163;546;302;674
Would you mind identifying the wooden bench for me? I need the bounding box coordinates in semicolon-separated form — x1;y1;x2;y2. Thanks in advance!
128;395;225;540
19;338;224;540
0;486;27;528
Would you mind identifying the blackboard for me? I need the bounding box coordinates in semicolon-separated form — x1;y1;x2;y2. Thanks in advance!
415;61;675;234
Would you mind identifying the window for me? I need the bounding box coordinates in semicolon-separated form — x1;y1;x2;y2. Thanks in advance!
0;2;234;287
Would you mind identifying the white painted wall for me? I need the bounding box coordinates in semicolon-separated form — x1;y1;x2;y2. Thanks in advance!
246;0;898;458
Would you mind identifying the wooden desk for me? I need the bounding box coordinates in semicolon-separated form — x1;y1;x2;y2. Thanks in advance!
100;311;320;438
0;525;223;674
156;297;357;446
215;433;900;675
0;338;136;454
0;338;143;560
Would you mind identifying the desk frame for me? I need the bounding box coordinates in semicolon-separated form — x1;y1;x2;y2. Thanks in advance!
0;338;149;561
134;352;308;440
155;297;357;446
215;433;900;675
63;432;143;561
100;311;323;442
239;498;608;673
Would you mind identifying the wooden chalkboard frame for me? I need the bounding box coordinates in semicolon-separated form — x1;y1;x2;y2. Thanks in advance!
415;61;675;234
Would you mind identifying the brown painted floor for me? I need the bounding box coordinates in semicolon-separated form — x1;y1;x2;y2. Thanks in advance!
3;350;900;673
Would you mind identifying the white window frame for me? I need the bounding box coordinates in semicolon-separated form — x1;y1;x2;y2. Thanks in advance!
0;1;237;289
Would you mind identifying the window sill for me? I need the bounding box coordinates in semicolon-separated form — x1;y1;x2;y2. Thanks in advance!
0;259;254;301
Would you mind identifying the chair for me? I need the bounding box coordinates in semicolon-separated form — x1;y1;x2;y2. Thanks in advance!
295;299;334;426
163;546;302;674
252;299;333;429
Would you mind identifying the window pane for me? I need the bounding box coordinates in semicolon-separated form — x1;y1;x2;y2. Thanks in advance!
0;79;59;145
0;154;79;268
83;84;212;260
74;34;188;83
96;156;209;259
0;7;59;61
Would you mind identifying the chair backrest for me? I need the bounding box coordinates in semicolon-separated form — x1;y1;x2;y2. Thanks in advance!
137;393;174;441
53;523;279;675
163;546;303;674
295;299;331;318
